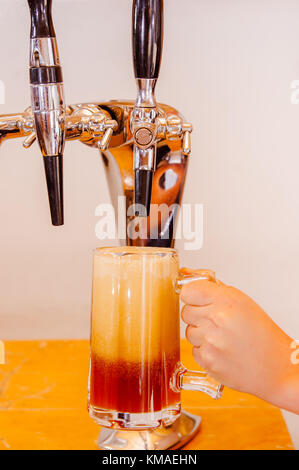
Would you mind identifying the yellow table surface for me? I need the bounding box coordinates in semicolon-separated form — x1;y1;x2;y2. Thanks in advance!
0;339;294;450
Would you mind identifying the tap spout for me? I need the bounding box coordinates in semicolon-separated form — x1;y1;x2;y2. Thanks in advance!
28;0;65;226
43;154;63;226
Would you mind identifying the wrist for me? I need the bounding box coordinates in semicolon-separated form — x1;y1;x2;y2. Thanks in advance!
268;367;299;414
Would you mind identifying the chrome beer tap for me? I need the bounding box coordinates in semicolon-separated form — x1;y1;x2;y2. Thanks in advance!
25;1;119;225
27;0;65;226
0;100;188;245
131;0;192;217
0;0;191;236
131;0;163;216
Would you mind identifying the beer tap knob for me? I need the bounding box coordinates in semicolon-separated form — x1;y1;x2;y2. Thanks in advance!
98;127;114;151
23;132;36;148
27;0;66;226
132;0;163;216
20;112;36;147
84;111;117;150
182;123;192;155
182;130;191;155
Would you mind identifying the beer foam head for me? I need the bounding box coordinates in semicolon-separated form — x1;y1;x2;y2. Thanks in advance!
91;246;180;362
94;246;177;257
93;246;178;279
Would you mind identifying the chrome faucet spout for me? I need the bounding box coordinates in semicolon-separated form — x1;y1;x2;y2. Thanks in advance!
28;0;66;226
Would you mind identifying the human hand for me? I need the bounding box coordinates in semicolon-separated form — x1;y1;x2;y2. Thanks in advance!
181;279;299;412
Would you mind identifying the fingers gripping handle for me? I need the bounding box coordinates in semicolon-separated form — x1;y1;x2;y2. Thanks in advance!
174;269;224;400
176;268;217;291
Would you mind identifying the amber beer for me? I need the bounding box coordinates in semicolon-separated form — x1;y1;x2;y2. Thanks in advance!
88;246;181;429
88;247;223;430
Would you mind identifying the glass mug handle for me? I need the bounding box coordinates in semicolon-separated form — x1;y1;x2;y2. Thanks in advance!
173;268;224;400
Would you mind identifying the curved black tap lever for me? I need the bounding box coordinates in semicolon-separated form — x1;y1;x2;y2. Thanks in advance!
28;0;65;226
28;0;55;38
132;0;163;80
132;0;164;217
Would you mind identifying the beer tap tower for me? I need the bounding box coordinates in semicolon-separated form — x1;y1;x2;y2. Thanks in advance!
0;0;199;449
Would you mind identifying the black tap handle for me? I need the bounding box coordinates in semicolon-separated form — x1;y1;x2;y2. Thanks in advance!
132;0;163;79
28;0;55;38
44;155;64;226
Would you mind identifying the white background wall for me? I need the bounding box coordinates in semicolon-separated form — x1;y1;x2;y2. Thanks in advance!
1;0;299;447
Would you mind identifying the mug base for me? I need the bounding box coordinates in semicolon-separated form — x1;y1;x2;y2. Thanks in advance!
97;410;201;450
89;404;180;430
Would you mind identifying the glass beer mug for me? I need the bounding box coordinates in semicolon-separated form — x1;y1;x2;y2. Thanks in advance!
88;247;223;430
